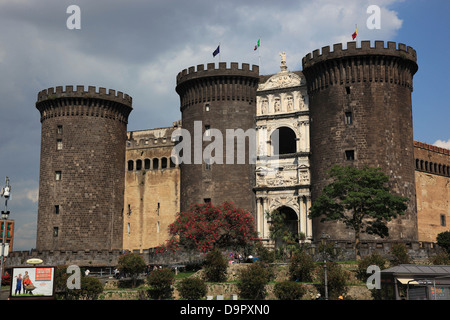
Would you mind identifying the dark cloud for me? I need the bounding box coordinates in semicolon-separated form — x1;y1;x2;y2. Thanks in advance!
1;0;444;251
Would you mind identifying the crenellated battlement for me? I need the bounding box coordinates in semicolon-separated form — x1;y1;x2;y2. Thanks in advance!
301;41;418;93
37;85;132;107
176;62;259;84
302;40;417;68
35;85;133;124
176;62;260;110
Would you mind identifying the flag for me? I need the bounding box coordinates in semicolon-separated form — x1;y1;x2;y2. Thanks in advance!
254;39;260;51
352;26;357;40
213;45;220;57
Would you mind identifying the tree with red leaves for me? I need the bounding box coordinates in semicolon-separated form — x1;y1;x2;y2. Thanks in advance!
156;201;259;253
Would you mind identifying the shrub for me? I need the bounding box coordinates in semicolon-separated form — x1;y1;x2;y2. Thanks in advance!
147;268;175;300
430;252;450;265
54;265;104;300
274;281;306;300
177;277;208;300
390;243;410;266
117;253;147;288
356;251;388;282
1;272;11;286
289;251;316;282
255;243;275;264
237;263;270;300
436;231;450;254
79;276;104;300
203;249;228;282
316;262;348;300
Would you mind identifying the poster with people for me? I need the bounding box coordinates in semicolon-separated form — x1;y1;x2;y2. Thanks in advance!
10;267;55;299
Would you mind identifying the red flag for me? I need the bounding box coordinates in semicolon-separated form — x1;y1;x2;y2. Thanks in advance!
352;26;357;40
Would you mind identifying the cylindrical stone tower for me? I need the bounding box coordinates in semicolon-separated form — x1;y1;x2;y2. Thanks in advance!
35;85;132;251
175;62;259;215
302;41;418;241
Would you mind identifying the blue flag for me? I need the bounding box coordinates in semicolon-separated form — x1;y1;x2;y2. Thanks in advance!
213;45;220;57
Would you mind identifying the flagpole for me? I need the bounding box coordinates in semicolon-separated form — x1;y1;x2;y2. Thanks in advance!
258;36;261;72
219;42;221;62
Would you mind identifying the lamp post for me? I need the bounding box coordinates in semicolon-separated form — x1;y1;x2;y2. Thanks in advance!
320;232;329;300
0;177;11;292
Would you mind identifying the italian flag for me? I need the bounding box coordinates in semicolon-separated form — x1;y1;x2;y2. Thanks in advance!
254;39;260;51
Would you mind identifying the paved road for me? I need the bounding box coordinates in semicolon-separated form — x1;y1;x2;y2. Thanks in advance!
0;289;9;300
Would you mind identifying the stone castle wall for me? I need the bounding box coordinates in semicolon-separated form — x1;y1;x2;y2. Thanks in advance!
35;85;132;251
414;141;450;242
302;41;419;242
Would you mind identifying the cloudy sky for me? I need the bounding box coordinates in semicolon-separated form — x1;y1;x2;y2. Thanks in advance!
0;0;448;251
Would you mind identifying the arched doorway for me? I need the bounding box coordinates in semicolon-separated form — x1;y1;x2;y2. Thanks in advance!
269;206;299;249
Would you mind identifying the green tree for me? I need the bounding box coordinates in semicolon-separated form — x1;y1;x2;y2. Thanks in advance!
317;262;348;300
55;265;103;300
436;231;450;254
274;281;306;300
177;277;208;300
237;263;271;300
117;253;147;288
390;243;411;266
289;250;316;282
309;165;409;260
203;248;228;282
147;268;175;300
356;251;388;282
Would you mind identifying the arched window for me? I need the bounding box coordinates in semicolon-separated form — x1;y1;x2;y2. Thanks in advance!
153;158;159;170
144;159;151;170
161;157;167;169
127;160;134;171
271;127;297;155
136;159;142;171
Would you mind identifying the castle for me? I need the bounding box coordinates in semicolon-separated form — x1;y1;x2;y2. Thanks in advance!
8;40;449;266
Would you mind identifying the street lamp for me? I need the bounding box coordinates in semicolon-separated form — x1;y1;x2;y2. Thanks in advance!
0;177;11;292
320;232;329;300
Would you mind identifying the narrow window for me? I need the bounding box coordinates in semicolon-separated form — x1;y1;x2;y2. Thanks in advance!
345;86;350;94
440;214;446;227
127;223;130;235
205;103;210;112
55;205;60;214
157;221;160;233
345;112;353;125
161;157;167;169
205;125;211;137
345;150;355;161
204;198;211;204
57;125;63;134
153;158;159;170
144;159;151;170
57;139;63;150
53;227;59;237
127;160;134;171
136;159;142;171
55;171;62;181
157;203;160;216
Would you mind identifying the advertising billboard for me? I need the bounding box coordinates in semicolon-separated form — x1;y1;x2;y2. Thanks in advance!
9;266;55;299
